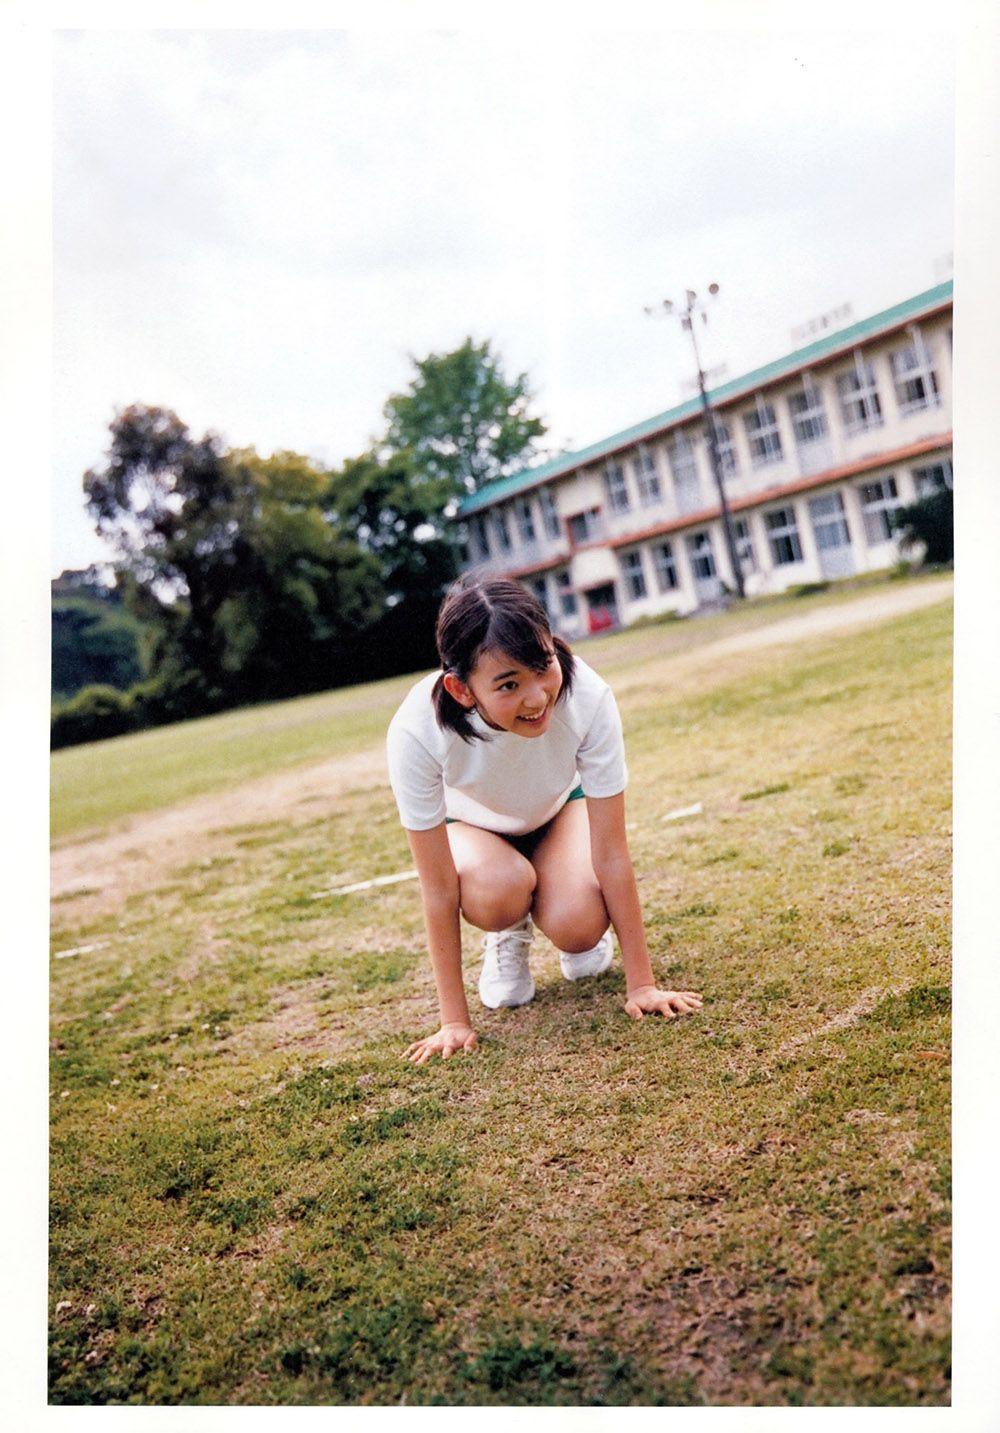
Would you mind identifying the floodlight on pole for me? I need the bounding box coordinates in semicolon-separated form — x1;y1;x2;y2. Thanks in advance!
643;283;745;601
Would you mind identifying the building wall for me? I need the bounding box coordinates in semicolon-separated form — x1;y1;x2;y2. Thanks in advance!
459;307;952;633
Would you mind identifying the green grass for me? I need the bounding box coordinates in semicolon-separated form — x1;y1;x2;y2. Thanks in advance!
50;576;951;1405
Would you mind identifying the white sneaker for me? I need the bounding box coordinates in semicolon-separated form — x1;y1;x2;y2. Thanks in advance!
559;928;615;981
478;916;535;1008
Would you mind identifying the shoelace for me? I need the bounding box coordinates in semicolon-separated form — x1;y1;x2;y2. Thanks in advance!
486;926;532;973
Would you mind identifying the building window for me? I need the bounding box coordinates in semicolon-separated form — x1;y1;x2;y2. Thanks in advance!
764;506;804;565
528;576;550;614
555;569;577;616
810;491;852;550
743;396;784;466
913;460;953;497
890;333;940;414
788;377;829;445
515;496;536;544
493;507;512;553
686;531;718;581
668;432;699;486
652;540;678;591
836;353;883;434
709;416;738;477
568;508;602;544
469;514;491;560
604;460;631;514
539;487;561;539
633;446;662;505
859;476;902;544
733;517;757;573
621;550;647;600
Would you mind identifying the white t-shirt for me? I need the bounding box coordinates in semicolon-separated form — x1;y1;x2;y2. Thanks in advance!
386;656;627;834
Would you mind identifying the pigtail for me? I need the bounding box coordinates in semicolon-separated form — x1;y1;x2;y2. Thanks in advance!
432;671;479;743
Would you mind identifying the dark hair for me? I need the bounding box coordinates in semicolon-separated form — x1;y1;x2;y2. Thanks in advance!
432;576;576;741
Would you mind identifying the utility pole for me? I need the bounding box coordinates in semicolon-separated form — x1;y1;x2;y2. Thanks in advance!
644;285;745;601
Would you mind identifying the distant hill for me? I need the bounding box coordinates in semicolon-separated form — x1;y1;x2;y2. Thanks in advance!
52;567;146;701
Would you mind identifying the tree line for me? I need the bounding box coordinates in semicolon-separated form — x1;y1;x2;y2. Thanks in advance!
52;338;548;748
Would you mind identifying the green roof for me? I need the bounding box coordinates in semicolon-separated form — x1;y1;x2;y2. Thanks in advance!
456;279;953;517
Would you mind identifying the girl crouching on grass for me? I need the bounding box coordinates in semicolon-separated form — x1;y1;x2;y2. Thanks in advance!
386;577;702;1064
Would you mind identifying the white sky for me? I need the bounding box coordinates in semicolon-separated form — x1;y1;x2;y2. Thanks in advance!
52;23;955;574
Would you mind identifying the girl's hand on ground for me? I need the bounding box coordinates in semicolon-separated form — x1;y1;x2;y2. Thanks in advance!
403;1022;478;1065
624;986;703;1020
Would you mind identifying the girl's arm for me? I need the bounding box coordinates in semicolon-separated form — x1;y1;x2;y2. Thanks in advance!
586;793;703;1020
403;824;478;1061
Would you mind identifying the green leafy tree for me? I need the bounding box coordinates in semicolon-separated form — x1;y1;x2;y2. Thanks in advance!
893;488;954;566
83;404;251;693
327;449;458;677
51;567;147;699
382;337;547;498
217;448;386;698
83;405;385;707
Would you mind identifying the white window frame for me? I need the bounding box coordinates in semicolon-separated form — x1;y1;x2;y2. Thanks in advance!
469;514;491;560
633;446;663;506
890;327;940;415
555;569;578;616
732;516;757;573
686;530;718;581
858;476;902;545
652;540;678;591
787;374;829;445
528;575;550;614
620;549;648;600
568;507;601;544
764;505;804;565
809;491;852;551
493;507;512;553
836;350;883;435
709;415;738;477
743;395;784;467
668;431;699;487
912;460;953;498
514;496;537;544
538;486;561;539
604;459;631;514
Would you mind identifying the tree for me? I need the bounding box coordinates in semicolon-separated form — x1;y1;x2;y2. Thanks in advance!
327;449;459;678
893;488;954;566
83;404;250;693
217;448;386;698
51;570;146;700
381;337;547;499
83;405;386;707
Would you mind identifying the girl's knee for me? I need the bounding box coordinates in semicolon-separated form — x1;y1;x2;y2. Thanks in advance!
459;863;535;932
534;896;608;953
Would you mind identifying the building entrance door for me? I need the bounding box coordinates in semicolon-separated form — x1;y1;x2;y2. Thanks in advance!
808;492;855;580
584;583;620;633
685;531;723;604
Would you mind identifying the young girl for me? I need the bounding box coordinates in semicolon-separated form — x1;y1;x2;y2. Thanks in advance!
386;577;702;1064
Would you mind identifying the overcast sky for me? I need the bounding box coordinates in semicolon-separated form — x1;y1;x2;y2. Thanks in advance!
52;25;955;574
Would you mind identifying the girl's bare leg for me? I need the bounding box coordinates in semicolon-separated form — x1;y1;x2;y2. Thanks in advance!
446;822;536;932
530;799;610;952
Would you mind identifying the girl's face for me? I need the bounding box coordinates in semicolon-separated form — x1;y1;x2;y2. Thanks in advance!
445;646;563;738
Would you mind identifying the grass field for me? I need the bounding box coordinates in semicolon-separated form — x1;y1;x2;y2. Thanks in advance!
49;576;952;1406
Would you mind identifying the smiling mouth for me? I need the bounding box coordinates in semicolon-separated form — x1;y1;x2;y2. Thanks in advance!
518;706;548;724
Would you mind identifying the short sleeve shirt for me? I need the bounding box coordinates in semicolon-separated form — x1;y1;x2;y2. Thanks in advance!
385;656;627;835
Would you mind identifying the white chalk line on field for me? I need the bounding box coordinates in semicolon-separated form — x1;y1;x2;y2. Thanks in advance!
52;933;138;961
311;869;418;899
770;983;912;1065
662;801;703;822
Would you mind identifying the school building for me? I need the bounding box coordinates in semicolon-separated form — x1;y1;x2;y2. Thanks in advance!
454;281;953;634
